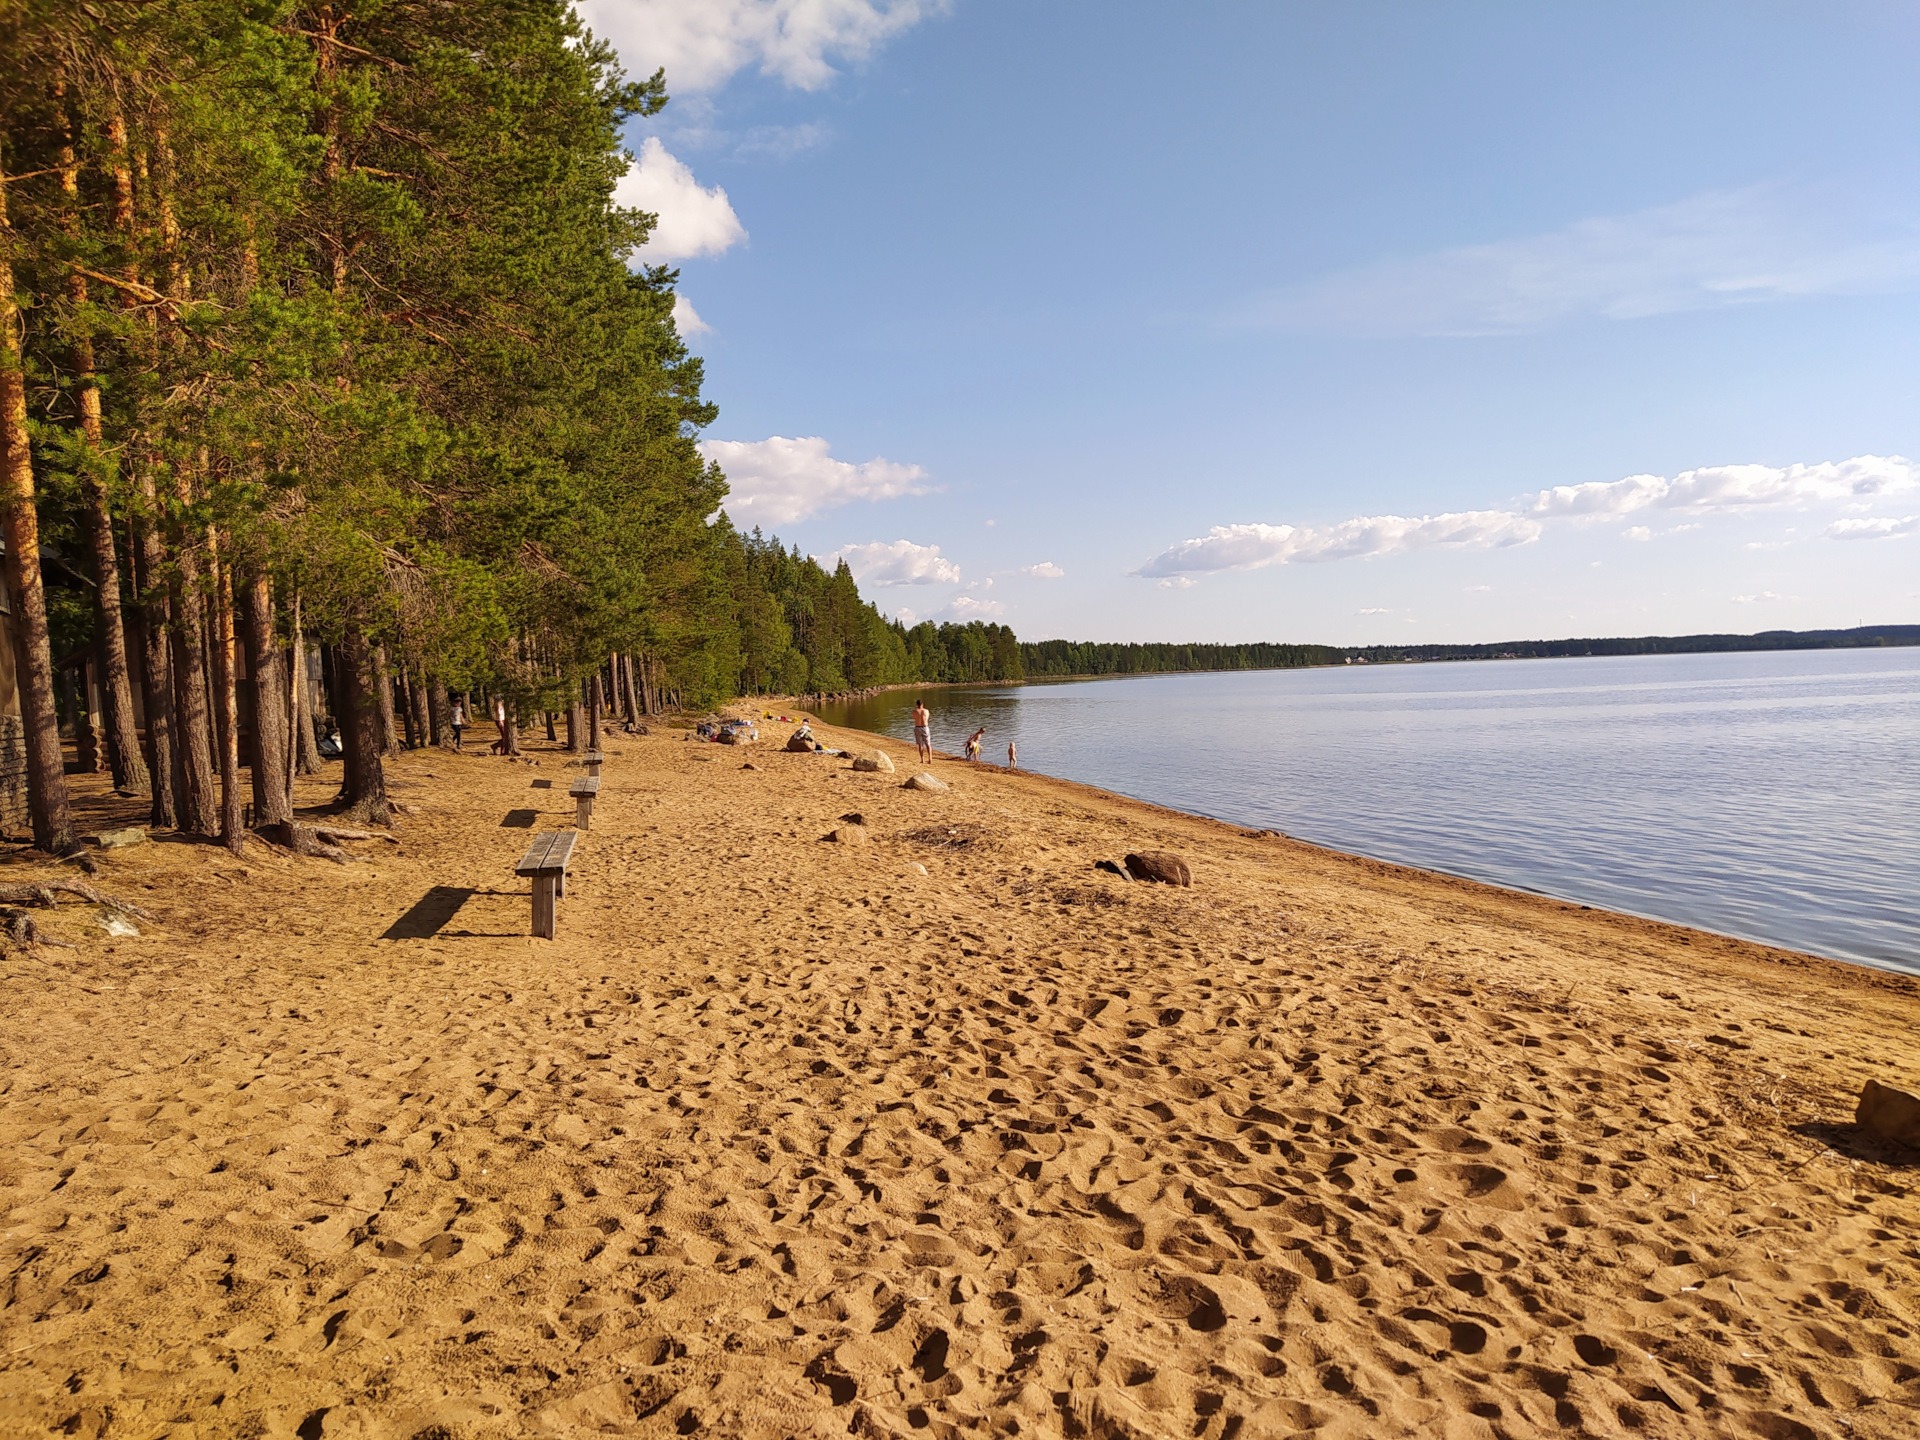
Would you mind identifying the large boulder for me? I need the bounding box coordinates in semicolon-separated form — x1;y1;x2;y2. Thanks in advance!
852;751;895;774
1125;851;1191;886
905;772;950;793
786;730;821;753
1858;1079;1920;1149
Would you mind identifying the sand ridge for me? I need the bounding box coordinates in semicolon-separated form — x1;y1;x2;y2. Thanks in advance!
1;717;1916;1438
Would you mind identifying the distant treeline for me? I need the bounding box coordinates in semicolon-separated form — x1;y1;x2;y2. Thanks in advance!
769;622;1919;696
1340;624;1920;665
1019;640;1344;677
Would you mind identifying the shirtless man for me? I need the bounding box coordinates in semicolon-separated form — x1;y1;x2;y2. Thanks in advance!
912;699;932;763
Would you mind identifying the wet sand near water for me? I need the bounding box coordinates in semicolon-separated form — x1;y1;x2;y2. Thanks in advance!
1;717;1917;1439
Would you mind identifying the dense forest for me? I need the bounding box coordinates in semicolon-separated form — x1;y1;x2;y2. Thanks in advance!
0;0;1017;854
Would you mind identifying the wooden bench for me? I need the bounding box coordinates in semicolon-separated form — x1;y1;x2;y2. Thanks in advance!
569;775;601;830
583;750;605;778
515;830;578;939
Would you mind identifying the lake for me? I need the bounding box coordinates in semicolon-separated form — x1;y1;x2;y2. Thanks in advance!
816;648;1920;975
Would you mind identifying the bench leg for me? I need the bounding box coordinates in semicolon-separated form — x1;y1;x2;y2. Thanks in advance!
575;796;592;830
532;875;557;939
587;760;602;778
556;867;566;900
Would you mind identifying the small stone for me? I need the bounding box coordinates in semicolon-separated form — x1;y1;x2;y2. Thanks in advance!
1124;851;1191;886
852;752;895;774
827;824;869;845
92;827;148;850
1857;1079;1920;1149
905;772;950;793
741;763;758;770
911;863;927;876
99;912;141;938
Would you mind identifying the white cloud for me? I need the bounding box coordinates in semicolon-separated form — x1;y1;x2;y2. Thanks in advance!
1020;561;1065;579
1734;591;1784;604
1157;577;1196;590
703;435;931;526
1623;525;1652;541
1529;455;1918;520
616;137;745;261
1464;584;1491;593
671;293;710;334
1826;514;1919;540
1250;186;1920;337
1358;607;1390;615
576;0;946;93
1137;510;1540;579
944;594;1005;619
826;539;959;586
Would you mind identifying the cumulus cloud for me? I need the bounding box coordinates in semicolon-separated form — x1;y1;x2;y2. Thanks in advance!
1157;577;1196;590
1528;456;1917;520
1138;454;1918;584
1137;510;1540;579
1250;186;1920;337
576;0;946;92
616;137;745;261
671;293;710;334
945;595;1005;619
1020;561;1065;579
703;435;932;526
1827;514;1919;540
1358;607;1390;615
825;540;959;586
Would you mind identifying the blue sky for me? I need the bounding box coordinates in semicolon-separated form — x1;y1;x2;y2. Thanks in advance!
581;1;1920;644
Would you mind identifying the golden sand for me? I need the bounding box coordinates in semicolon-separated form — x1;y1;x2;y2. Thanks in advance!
1;716;1916;1439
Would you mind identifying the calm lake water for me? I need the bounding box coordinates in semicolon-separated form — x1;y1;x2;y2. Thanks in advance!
817;649;1920;974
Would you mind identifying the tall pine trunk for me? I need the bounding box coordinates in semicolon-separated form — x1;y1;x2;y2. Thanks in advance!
209;536;243;850
0;165;75;853
427;675;449;748
290;595;322;776
588;670;604;751
166;488;220;836
242;570;292;829
336;630;390;824
58;98;149;797
406;666;429;749
373;644;399;754
127;508;177;828
566;684;584;751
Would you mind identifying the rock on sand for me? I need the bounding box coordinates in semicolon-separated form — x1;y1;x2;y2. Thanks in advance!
1125;851;1191;886
1858;1079;1920;1148
905;772;949;793
852;752;895;774
826;824;869;845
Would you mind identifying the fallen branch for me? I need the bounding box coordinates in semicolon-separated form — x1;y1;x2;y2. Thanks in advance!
0;882;156;921
0;908;74;950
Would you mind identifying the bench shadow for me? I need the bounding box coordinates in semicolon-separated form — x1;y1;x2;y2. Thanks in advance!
1791;1121;1920;1169
501;809;539;828
383;886;476;940
530;779;552;790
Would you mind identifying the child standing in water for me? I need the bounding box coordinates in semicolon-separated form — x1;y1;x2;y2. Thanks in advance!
1007;739;1017;770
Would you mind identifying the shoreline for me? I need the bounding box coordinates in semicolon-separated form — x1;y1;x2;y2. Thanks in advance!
2;728;1916;1436
797;701;1918;981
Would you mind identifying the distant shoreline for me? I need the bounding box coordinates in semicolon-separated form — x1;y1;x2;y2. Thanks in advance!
796;622;1918;706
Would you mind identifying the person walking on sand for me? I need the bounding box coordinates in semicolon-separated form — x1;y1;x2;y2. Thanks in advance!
1007;739;1017;770
449;697;466;751
912;698;932;763
965;726;986;762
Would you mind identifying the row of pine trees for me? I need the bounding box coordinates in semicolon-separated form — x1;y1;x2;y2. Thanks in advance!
0;1;1024;856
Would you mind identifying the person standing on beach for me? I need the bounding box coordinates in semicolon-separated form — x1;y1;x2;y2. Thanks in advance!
912;699;932;763
449;697;466;751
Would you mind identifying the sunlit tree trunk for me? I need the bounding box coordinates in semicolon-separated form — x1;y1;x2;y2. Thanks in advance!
57;100;148;796
167;471;220;837
0;162;76;853
242;570;293;829
209;534;244;850
290;594;322;776
588;669;604;751
373;644;399;754
336;629;390;824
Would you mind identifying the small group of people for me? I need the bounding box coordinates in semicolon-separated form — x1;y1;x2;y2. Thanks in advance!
910;698;1015;769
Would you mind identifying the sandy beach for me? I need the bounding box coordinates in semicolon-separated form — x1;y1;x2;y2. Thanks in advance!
1;714;1916;1440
